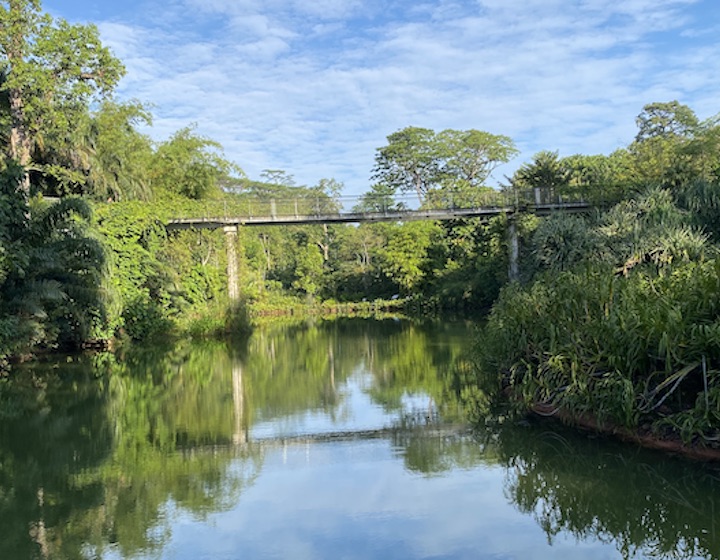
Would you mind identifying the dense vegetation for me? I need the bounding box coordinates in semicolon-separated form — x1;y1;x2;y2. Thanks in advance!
1;0;719;449
480;102;720;447
0;0;517;364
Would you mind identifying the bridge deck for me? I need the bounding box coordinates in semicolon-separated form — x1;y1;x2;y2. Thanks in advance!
166;201;590;230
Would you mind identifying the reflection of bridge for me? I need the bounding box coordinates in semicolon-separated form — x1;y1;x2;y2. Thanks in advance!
165;189;591;298
184;425;474;456
242;424;472;447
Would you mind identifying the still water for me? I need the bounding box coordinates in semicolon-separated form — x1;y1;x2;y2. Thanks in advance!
1;318;719;559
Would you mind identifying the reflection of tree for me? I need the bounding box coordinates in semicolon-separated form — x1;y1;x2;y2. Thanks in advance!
242;319;368;424
0;343;263;559
242;317;476;427
0;363;113;559
498;422;720;560
82;341;262;558
393;430;493;476
360;319;474;423
4;320;717;560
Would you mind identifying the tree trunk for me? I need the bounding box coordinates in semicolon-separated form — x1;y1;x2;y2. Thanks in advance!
5;0;33;195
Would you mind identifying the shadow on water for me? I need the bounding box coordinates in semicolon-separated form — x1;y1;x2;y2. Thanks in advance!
0;317;718;559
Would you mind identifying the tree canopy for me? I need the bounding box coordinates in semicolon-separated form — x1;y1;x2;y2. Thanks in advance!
372;126;517;203
0;0;125;193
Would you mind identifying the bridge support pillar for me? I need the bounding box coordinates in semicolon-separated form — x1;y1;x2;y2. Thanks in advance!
508;219;519;282
232;362;247;444
224;225;240;300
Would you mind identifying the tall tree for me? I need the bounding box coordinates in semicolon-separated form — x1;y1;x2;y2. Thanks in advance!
36;100;154;200
0;165;112;354
509;151;571;195
79;100;154;201
372;126;442;202
628;102;704;188
149;126;242;199
372;126;516;204
0;0;125;194
438;129;517;188
560;152;629;204
634;101;699;143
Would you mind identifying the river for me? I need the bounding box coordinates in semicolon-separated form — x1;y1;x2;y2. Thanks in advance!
1;317;718;559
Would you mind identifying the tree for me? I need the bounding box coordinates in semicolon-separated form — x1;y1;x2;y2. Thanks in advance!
33;100;154;200
149;126;242;199
509;151;570;197
372;126;517;204
372;126;442;202
306;178;344;266
82;101;154;201
0;0;125;194
260;169;296;186
561;153;629;204
292;242;324;298
635;101;699;143
327;223;388;299
354;182;399;212
0;165;112;354
628;102;705;188
377;221;438;293
438;129;517;188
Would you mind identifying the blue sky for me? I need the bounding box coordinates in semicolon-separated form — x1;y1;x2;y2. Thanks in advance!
43;0;720;195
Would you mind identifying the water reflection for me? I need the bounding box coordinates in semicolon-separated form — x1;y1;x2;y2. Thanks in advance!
498;423;720;559
0;318;718;559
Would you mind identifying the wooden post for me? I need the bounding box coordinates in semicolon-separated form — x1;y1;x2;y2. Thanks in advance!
508;218;519;282
224;225;240;300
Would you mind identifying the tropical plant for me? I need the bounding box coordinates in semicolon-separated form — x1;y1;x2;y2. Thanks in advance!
0;166;113;355
0;0;125;194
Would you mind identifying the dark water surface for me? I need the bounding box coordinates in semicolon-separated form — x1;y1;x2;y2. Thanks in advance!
1;318;719;559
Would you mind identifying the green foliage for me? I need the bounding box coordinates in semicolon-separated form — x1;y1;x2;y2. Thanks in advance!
479;184;720;443
423;216;509;310
372;126;440;200
291;242;324;298
675;179;720;239
376;221;438;294
509;150;570;193
635;100;699;142
121;293;173;341
623;102;720;190
372;126;517;203
95;200;238;340
436;128;517;190
561;152;630;204
530;213;596;274
0;166;114;355
82;101;154;201
498;423;720;559
150;126;243;199
0;0;125;192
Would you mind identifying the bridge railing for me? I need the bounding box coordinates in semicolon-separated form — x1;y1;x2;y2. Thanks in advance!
166;196;346;222
165;188;586;222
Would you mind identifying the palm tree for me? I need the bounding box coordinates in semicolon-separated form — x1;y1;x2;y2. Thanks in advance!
0;171;114;353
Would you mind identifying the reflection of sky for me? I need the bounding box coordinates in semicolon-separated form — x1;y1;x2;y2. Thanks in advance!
250;369;429;440
118;366;639;560
153;439;621;560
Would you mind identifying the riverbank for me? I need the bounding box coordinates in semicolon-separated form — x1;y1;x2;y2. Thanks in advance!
530;402;720;462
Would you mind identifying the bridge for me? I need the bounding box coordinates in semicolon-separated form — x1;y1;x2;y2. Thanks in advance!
165;189;589;230
164;188;591;299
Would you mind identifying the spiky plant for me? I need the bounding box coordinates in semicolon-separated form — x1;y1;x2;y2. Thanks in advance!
0;169;115;355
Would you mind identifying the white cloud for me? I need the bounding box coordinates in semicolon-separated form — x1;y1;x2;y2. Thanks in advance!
82;0;718;194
